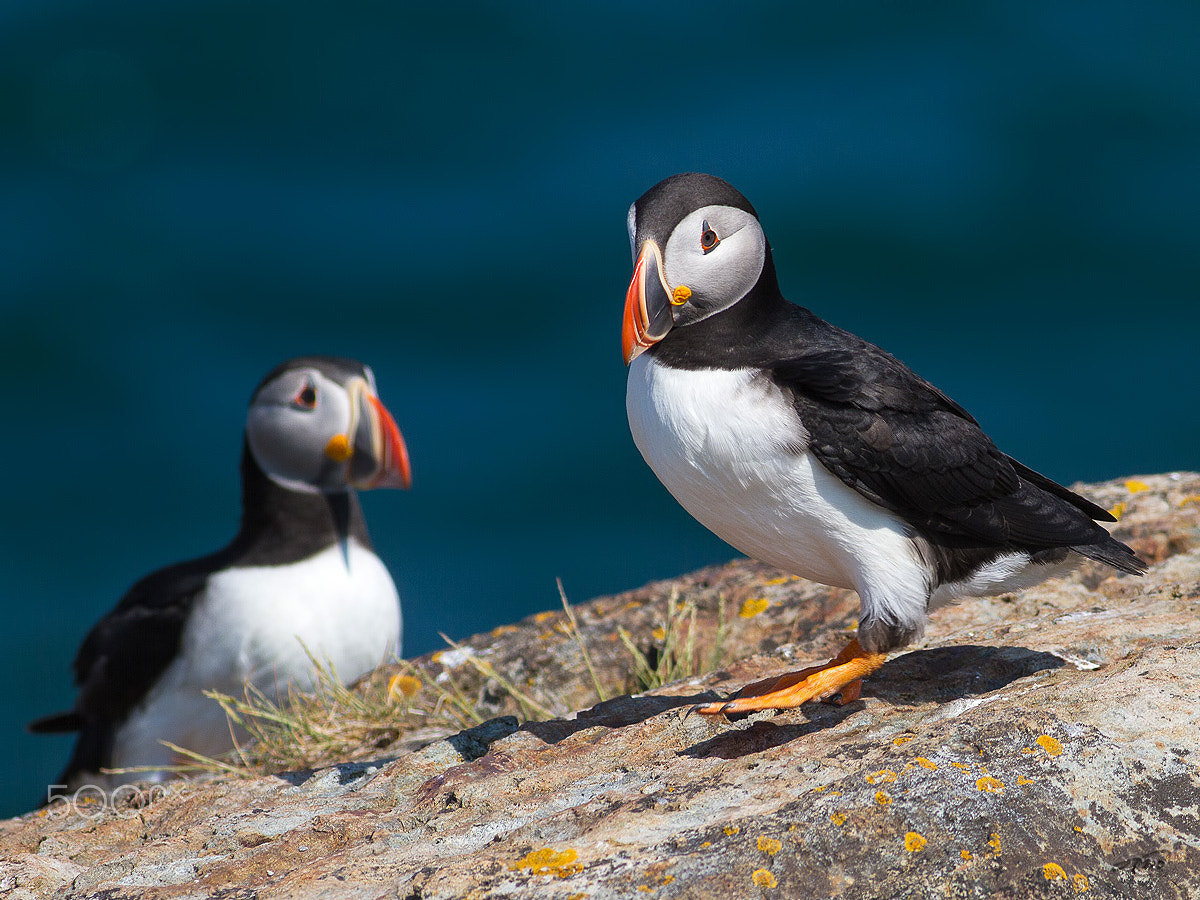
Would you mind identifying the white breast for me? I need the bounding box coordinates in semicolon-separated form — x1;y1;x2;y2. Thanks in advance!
626;356;931;633
111;541;400;772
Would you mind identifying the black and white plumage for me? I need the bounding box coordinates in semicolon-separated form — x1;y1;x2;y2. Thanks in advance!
30;356;412;786
622;173;1145;714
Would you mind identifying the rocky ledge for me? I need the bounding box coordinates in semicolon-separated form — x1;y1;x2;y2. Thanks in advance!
3;474;1199;899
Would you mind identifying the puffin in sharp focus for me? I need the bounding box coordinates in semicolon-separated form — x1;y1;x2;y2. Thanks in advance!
621;173;1146;715
30;356;412;786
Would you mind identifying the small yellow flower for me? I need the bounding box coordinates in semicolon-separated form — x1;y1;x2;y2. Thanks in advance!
739;597;770;618
1042;863;1067;881
905;832;927;852
751;869;777;888
757;836;782;855
1036;735;1063;756
386;673;421;702
976;776;1004;793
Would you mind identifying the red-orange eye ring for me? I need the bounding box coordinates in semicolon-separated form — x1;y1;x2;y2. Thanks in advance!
293;383;317;409
700;219;720;254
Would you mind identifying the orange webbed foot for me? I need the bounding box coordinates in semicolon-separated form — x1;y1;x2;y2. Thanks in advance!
696;639;886;715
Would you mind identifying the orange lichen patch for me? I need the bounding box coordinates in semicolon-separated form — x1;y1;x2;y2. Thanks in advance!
637;886;651;893
724;825;741;836
651;626;666;641
663;875;675;885
1043;863;1067;881
739;597;770;618
386;674;422;702
830;813;846;826
1124;479;1150;493
950;762;971;772
905;832;927;853
914;757;938;770
1108;501;1127;520
764;575;792;586
892;735;914;746
1073;873;1090;892
491;624;519;636
533;610;558;623
1017;776;1035;786
976;777;1004;793
751;869;777;888
811;785;828;792
510;847;583;878
866;769;898;784
758;836;782;855
1181;495;1200;507
961;849;972;860
430;650;444;663
700;841;711;848
1036;735;1064;756
874;791;892;806
988;834;1002;854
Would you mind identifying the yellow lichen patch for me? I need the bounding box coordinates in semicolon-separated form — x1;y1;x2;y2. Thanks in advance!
1073;873;1090;892
764;575;791;586
663;875;675;885
830;813;846;826
905;832;927;853
533;610;558;623
1036;735;1064;756
1181;495;1200;508
1043;863;1067;881
874;791;892;806
386;674;422;703
1124;479;1150;493
757;836;782;855
914;757;938;770
751;869;777;888
950;762;971;772
976;776;1004;793
866;769;898;784
637;886;651;893
700;841;711;848
724;825;741;836
1108;501;1127;520
988;833;1002;854
893;735;914;746
511;847;583;878
491;624;519;636
961;849;972;860
811;785;828;792
739;597;770;618
430;650;444;663
651;626;666;641
1017;776;1035;786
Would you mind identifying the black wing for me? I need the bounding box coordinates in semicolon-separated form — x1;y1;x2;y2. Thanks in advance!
28;554;219;782
771;319;1124;554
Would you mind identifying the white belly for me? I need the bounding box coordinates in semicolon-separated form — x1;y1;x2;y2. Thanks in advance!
111;541;401;771
626;357;931;629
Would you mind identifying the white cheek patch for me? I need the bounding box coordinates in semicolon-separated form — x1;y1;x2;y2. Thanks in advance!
663;206;765;323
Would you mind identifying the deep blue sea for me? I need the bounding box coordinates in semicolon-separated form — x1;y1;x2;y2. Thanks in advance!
2;1;1197;817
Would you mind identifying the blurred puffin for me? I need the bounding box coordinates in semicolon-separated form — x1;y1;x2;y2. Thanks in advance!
622;173;1145;715
30;356;411;786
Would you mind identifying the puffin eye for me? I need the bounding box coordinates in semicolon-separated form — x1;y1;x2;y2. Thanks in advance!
700;219;720;254
292;382;318;410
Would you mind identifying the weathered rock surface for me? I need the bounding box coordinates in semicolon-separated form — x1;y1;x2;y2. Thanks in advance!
3;473;1199;899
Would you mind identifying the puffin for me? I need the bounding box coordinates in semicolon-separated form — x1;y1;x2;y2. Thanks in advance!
621;173;1146;715
30;355;412;787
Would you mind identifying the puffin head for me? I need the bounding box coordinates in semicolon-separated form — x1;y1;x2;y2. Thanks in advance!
245;356;412;494
623;173;769;364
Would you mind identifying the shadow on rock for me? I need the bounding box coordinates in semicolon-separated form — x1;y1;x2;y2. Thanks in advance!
865;644;1066;705
682;702;861;759
523;691;722;744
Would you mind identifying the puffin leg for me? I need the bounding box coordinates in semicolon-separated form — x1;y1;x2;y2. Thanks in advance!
696;639;886;715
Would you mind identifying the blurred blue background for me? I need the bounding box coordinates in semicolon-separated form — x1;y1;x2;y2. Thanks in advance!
2;1;1197;817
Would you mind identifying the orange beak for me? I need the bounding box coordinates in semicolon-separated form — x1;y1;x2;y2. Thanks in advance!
622;240;675;364
345;378;412;490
